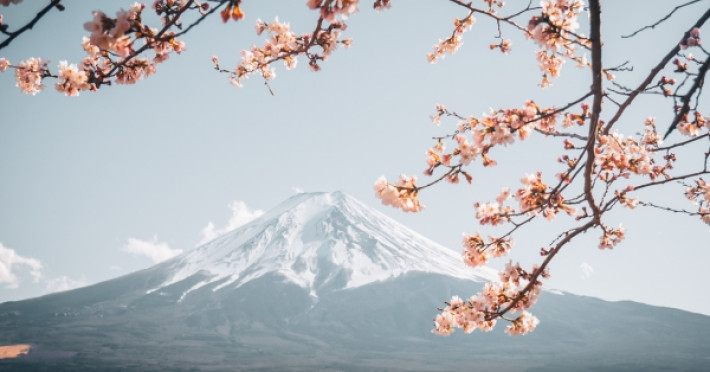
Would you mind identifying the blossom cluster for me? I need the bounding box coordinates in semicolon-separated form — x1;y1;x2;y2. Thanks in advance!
685;178;710;225
462;233;513;267
83;5;140;57
1;0;189;95
307;0;359;21
372;0;391;10
13;57;47;95
380;101;590;216
528;0;584;53
536;50;565;87
676;111;709;137
680;27;701;49
516;172;575;220
527;0;587;85
595;132;661;182
433;269;543;336
224;14;352;87
219;0;244;23
599;224;625;249
55;61;91;96
422;101;559;180
373;175;423;213
640;117;663;148
427;13;474;63
615;188;639;210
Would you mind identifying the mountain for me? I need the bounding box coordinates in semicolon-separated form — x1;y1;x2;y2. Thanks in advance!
0;191;708;371
148;190;498;300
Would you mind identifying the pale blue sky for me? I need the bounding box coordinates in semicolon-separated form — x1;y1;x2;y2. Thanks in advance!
1;1;708;315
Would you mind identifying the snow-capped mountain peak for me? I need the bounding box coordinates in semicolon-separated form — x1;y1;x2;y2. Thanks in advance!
149;191;496;300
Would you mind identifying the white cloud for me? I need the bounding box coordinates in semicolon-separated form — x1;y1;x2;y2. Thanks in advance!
580;262;594;279
198;201;264;245
122;235;182;263
45;275;90;294
292;186;304;194
0;242;43;289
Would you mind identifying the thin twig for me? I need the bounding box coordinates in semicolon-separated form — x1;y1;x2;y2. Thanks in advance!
622;0;703;38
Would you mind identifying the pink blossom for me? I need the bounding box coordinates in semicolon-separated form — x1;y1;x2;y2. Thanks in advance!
14;57;47;95
255;18;266;35
55;61;91;96
432;313;455;336
461;233;488;267
505;312;539;336
599;224;625;249
373;175;423;213
0;57;9;72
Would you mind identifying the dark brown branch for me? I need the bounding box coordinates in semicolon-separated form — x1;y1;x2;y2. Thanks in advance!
175;0;229;38
412;165;463;191
622;0;703;38
637;201;703;216
102;0;196;84
663;55;710;138
656;133;709;151
490;219;596;320
584;0;603;222
602;7;710;136
629;170;709;192
0;0;63;50
447;0;531;33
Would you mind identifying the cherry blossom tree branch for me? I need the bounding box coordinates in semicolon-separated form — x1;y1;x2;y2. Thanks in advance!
664;55;710;138
637;201;703;216
583;0;603;222
603;7;710;136
622;0;703;38
175;0;230;38
0;0;63;50
100;0;196;86
490;219;596;320
656;133;709;151
629;169;710;192
447;0;532;33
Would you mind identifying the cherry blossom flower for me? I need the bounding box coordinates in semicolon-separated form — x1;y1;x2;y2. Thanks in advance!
14;57;47;95
680;27;701;49
427;14;475;63
536;51;565;87
599;224;625;249
505;311;539;336
221;1;245;23
55;61;91;96
373;0;391;10
374;175;423;213
461;233;488;267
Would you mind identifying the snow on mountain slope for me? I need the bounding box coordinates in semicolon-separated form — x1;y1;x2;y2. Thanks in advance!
149;191;497;300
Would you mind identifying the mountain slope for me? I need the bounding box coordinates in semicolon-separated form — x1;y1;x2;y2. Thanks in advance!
146;191;497;300
0;192;708;371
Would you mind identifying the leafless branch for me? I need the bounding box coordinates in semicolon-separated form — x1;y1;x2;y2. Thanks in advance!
0;0;63;50
622;0;703;38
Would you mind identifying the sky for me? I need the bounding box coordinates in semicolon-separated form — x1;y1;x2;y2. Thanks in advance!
0;0;709;316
